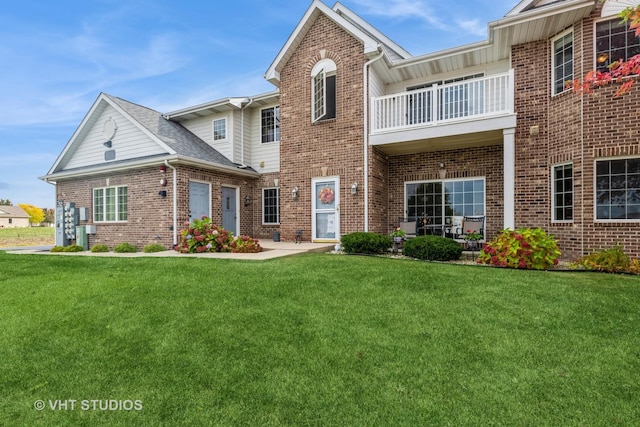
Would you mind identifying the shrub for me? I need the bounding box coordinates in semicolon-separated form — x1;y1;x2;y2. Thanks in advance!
63;245;85;252
174;216;262;254
143;243;167;253
571;245;632;273
50;246;64;252
114;242;138;253
341;232;392;254
402;236;463;261
478;228;560;270
91;244;109;253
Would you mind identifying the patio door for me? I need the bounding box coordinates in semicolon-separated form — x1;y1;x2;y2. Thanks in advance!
312;177;339;242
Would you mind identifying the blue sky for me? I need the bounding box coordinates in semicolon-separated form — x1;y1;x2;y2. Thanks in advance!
0;0;518;209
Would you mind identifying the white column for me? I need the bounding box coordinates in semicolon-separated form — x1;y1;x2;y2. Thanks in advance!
503;128;516;230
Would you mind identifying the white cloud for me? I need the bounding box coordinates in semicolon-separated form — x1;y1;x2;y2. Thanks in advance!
455;18;488;37
350;0;446;29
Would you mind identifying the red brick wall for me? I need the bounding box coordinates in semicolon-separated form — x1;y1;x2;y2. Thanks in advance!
512;2;640;259
278;13;367;241
56;165;257;250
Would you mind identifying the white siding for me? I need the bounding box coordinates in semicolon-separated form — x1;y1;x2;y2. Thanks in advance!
232;110;243;164
384;60;510;95
181;113;234;162
64;105;167;170
250;103;280;173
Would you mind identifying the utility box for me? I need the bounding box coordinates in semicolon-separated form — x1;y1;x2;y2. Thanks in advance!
78;207;90;221
85;224;97;235
76;226;88;250
56;201;79;246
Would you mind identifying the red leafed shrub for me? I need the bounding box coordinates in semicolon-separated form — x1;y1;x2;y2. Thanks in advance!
478;228;560;270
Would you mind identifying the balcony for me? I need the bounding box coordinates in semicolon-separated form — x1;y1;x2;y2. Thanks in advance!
370;71;515;151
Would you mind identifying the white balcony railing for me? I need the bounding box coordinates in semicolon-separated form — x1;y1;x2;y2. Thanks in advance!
370;70;514;134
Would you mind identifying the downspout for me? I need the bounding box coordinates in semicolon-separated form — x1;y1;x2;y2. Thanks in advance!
164;160;178;246
363;47;384;232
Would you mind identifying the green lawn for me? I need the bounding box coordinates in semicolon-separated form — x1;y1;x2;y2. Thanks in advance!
1;252;639;426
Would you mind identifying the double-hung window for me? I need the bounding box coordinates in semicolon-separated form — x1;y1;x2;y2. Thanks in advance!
212;118;226;141
94;186;128;222
552;163;573;221
595;18;640;72
261;106;280;143
262;188;279;224
596;158;640;220
552;30;573;95
311;59;336;122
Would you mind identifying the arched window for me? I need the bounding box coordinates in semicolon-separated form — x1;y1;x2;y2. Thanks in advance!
311;59;336;122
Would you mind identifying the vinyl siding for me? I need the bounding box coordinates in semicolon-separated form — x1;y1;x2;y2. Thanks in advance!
63;105;167;170
181;113;234;162
250;103;280;173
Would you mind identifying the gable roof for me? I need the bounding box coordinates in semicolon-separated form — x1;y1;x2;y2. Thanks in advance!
0;206;29;218
264;0;410;86
44;93;257;181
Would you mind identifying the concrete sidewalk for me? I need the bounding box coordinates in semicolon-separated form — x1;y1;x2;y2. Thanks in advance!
2;241;336;260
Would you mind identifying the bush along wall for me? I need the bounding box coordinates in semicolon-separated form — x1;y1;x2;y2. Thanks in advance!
340;232;392;255
478;228;560;270
174;216;262;254
402;236;463;261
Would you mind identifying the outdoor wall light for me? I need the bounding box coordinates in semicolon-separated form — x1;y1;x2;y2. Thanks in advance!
274;178;279;187
244;195;252;206
351;182;358;195
292;186;299;199
103;140;112;148
439;162;447;180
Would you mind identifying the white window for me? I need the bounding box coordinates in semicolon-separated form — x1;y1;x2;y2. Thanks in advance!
212;118;226;141
262;188;279;224
261;107;280;143
595;158;640;220
94;186;128;222
595;18;640;72
311;59;336;122
405;178;485;225
552;163;573;222
552;30;573;95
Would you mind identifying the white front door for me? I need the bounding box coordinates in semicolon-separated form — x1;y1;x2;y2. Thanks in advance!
312;177;339;242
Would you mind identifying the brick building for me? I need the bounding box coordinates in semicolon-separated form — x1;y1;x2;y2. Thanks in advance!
42;0;640;259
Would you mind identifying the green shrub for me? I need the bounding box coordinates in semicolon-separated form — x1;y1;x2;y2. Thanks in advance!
63;245;85;252
143;243;167;253
402;236;463;261
114;242;138;253
174;216;262;254
478;228;560;270
50;246;65;252
571;245;631;273
90;244;109;253
341;232;392;254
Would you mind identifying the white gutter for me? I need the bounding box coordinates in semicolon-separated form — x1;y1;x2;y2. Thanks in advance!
164;160;178;246
363;47;385;232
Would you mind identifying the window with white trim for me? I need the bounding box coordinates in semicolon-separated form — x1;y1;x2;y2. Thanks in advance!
406;178;485;225
94;186;128;222
595;18;640;72
261;106;280;143
552;163;573;221
262;188;279;224
596;158;640;220
552;30;573;95
311;59;336;122
212;118;226;141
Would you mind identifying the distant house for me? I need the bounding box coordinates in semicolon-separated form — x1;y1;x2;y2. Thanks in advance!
41;0;640;258
0;206;30;228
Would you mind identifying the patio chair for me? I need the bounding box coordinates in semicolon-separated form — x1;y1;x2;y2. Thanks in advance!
461;216;484;242
398;219;417;239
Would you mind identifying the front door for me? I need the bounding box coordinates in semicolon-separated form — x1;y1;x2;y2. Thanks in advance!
189;181;210;223
221;186;238;235
312;177;339;242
